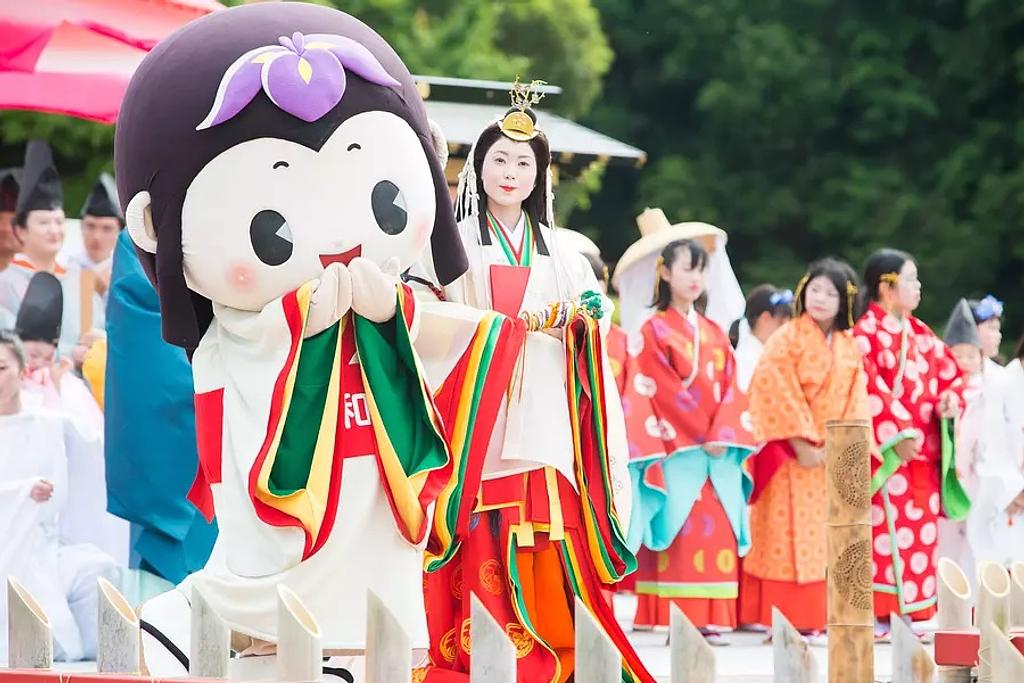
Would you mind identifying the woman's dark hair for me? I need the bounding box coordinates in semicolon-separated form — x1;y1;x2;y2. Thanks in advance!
796;257;861;331
0;329;26;370
864;248;914;303
457;108;552;256
114;3;461;350
1014;335;1024;362
730;284;792;347
651;238;708;311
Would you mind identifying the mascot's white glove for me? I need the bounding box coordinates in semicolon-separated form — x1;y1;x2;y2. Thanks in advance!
306;262;352;337
349;256;400;323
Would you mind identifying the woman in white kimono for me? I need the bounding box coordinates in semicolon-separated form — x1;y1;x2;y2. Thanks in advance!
408;82;650;683
0;330;121;663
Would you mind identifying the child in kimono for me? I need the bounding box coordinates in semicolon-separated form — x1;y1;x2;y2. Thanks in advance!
741;258;868;642
622;238;756;644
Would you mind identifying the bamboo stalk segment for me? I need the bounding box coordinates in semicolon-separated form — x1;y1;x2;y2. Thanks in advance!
982;621;1024;683
275;585;322;683
574;597;619;683
190;585;230;678
1010;562;1024;630
977;561;1012;682
772;607;818;683
937;558;973;631
7;578;52;670
825;419;874;683
669;603;715;683
469;592;516;683
365;589;411;683
891;612;936;683
96;576;140;674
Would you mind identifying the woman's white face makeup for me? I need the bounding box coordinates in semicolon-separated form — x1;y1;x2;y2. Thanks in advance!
804;275;840;328
179;111;436;311
480;136;538;212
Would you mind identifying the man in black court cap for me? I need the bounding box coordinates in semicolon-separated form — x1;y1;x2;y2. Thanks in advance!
0;168;21;276
70;173;122;294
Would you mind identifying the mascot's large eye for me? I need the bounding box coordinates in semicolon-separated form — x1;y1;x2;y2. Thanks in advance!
249;209;293;266
371;180;407;235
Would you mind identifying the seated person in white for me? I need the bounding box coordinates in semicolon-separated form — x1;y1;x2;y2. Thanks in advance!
0;330;121;663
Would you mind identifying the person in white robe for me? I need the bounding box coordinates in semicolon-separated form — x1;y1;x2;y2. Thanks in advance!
730;284;793;391
938;300;1024;583
0;330;121;663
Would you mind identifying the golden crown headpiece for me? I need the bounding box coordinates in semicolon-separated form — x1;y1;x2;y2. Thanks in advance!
500;77;546;142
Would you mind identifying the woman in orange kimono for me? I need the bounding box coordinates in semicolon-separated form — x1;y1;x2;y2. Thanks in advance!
740;258;869;640
853;249;964;636
622;238;756;642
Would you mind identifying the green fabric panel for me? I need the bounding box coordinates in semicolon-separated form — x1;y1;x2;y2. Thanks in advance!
270;323;339;496
353;311;447;476
940;417;971;521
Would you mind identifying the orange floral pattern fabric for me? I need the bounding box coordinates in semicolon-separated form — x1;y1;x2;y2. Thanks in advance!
744;315;869;584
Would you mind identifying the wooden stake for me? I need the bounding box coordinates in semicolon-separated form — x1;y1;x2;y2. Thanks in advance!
79;268;96;333
275;585;322;683
96;577;140;673
1009;561;1024;630
891;612;936;683
470;592;516;683
937;558;973;630
772;607;818;683
574;597;619;683
190;585;230;678
976;560;1011;682
825;419;874;683
365;589;411;683
6;578;52;670
670;603;715;683
983;621;1024;683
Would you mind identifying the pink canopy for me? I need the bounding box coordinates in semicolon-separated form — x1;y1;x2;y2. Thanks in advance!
0;0;222;124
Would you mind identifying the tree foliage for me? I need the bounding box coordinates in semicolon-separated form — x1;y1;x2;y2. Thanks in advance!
581;0;1024;335
1;0;610;216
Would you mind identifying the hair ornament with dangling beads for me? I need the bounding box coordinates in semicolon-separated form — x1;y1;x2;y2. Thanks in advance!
454;76;556;230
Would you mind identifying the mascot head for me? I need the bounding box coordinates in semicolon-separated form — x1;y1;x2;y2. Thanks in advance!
115;3;463;349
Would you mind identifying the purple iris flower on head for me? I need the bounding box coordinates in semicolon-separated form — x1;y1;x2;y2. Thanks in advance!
197;32;401;130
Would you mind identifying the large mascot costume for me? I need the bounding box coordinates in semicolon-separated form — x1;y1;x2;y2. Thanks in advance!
114;3;525;677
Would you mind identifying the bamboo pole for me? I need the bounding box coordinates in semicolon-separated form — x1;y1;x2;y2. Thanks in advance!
96;577;140;673
891;611;936;683
470;592;516;683
275;585;322;683
1010;562;1024;630
7;578;52;670
365;589;411;683
574;597;619;683
976;561;1011;682
670;603;715;683
937;558;973;630
772;607;818;683
825;419;874;683
190;585;230;678
982;621;1024;683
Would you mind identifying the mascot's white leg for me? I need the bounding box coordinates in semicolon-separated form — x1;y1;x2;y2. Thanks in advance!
139;587;191;677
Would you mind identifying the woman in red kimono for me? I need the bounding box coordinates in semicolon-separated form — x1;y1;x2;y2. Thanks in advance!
853;248;964;638
622;238;755;643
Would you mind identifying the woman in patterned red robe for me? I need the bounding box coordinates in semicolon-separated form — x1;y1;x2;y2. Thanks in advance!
622;238;755;641
853;249;964;636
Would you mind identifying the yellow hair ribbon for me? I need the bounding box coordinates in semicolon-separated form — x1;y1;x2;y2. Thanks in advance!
793;273;810;317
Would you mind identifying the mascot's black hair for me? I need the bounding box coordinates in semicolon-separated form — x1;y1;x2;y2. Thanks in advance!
115;3;463;349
